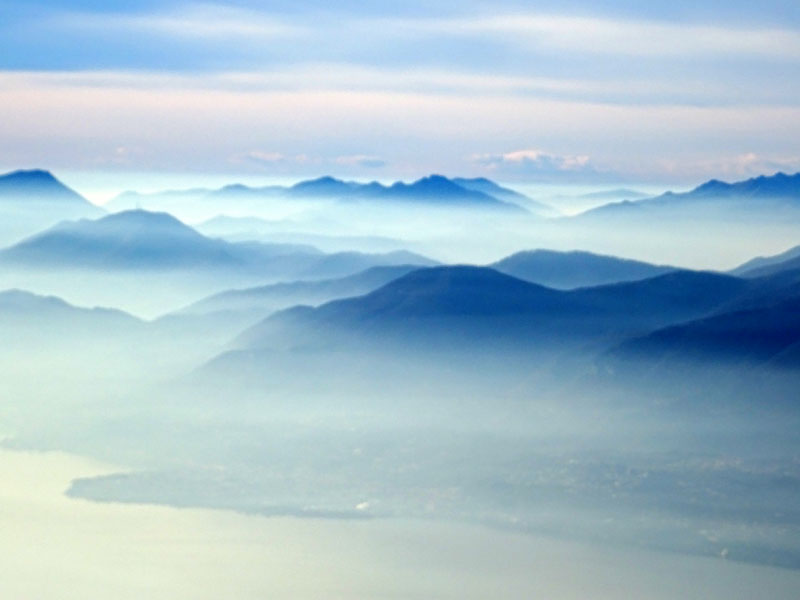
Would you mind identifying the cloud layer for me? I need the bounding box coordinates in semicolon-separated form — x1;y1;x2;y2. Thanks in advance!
1;2;799;183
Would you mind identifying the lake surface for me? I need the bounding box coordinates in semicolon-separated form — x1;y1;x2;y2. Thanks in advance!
2;448;800;600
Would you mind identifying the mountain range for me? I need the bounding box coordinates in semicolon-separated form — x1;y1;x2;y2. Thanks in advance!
0;209;435;280
200;251;800;392
225;266;750;356
576;172;800;222
108;174;541;215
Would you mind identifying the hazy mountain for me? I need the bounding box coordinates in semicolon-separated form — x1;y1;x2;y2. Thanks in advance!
108;174;528;216
577;172;800;222
288;176;358;197
175;264;422;331
0;210;437;312
0;289;142;356
0;169;93;206
491;249;676;289
0;169;105;245
452;177;556;216
731;245;800;278
0;288;139;326
376;175;522;209
0;210;279;270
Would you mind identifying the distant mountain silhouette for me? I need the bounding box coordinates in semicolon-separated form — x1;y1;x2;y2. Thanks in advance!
0;209;436;284
230;267;751;355
0;288;141;345
288;176;358;197
109;174;531;214
731;245;800;278
0;210;253;269
0;169;105;245
298;250;435;279
491;249;675;289
577;172;800;221
0;169;97;207
178;264;422;325
452;177;526;201
612;296;800;369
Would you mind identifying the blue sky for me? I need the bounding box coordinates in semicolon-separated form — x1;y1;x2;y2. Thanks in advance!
2;1;799;186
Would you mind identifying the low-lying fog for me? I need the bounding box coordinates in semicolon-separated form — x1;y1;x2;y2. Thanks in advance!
3;170;800;596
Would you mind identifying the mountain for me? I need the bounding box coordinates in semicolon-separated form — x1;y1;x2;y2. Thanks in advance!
288;176;359;197
176;264;422;327
452;177;529;202
0;210;262;270
229;267;751;355
577;172;800;221
107;174;531;217
0;169;105;245
0;288;139;325
491;249;676;289
0;289;142;352
376;175;521;209
611;296;800;369
731;245;800;278
0;209;437;295
297;250;435;279
0;169;92;205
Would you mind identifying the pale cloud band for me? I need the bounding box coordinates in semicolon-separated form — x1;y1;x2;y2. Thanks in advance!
1;2;799;183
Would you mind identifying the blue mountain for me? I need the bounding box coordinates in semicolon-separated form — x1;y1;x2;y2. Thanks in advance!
578;172;800;221
0;169;105;245
731;244;800;278
0;209;435;283
491;249;676;289
0;169;98;208
231;266;751;354
111;174;533;213
0;289;141;343
0;210;249;269
611;296;800;369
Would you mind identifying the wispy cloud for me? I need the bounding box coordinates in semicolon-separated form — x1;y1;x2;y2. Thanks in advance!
2;3;800;182
52;3;303;40
656;153;800;180
382;13;800;60
335;155;387;169
472;149;606;181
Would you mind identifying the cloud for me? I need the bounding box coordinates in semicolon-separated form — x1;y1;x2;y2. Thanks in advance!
472;149;607;181
53;4;302;41
388;13;800;60
231;151;386;172
230;151;314;169
334;155;387;168
656;153;800;181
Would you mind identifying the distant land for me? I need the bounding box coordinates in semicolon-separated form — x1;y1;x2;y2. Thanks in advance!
0;169;104;245
575;172;800;221
0;209;436;280
223;266;751;358
107;174;543;215
491;249;676;289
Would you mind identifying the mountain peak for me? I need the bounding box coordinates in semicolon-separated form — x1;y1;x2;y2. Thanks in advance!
3;168;59;182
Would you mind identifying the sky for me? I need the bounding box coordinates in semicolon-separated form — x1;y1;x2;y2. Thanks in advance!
2;0;800;187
